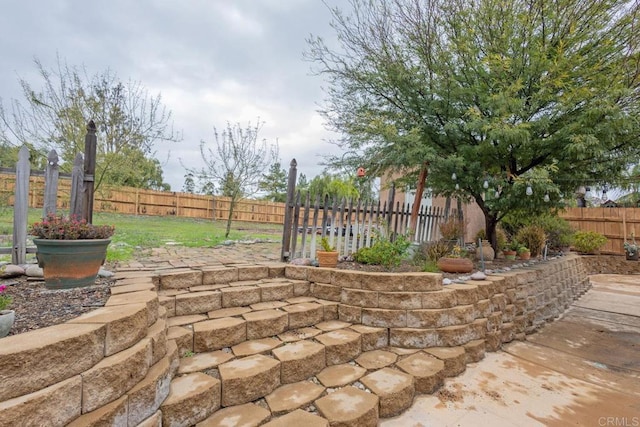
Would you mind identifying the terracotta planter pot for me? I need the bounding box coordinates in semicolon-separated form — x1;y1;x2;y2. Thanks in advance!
503;250;517;260
34;238;111;289
436;257;473;273
518;251;531;260
317;250;339;268
0;309;15;338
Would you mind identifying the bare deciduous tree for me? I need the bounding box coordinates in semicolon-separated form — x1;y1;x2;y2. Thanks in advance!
192;120;278;237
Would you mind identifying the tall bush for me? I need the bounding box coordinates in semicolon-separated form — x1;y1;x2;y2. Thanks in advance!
516;225;547;257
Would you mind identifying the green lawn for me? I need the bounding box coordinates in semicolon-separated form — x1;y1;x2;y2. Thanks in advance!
0;208;283;263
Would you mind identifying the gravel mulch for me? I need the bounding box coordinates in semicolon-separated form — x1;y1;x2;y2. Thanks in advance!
2;276;113;336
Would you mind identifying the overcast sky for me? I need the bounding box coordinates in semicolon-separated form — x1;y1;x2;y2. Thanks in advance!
0;0;343;191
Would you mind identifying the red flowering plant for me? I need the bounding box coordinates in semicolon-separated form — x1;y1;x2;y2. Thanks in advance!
0;284;12;311
29;214;115;240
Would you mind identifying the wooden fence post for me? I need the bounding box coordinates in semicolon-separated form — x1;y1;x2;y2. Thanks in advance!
280;158;297;261
43;149;59;218
83;120;97;223
70;153;85;218
12;146;30;264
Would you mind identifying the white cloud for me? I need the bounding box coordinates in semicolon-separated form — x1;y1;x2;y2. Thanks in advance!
0;0;344;191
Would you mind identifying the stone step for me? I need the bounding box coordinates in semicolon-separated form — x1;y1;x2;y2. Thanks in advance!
395;351;445;394
360;367;415;417
315;386;379;426
263;409;329;427
168;325;488;427
218;354;281;406
272;340;326;384
196;403;271;427
265;380;325;414
314;329;362;365
160;372;220;427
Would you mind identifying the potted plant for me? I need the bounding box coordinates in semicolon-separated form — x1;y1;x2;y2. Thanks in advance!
0;284;13;338
29;214;115;289
572;230;607;255
317;236;339;268
517;245;531;260
624;234;638;261
503;240;519;260
436;245;474;273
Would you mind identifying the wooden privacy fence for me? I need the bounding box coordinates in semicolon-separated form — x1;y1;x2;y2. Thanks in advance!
0;178;287;224
560;207;640;255
280;159;461;261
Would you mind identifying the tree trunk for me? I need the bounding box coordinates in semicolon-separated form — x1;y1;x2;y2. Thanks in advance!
409;162;429;237
485;214;499;252
225;198;236;238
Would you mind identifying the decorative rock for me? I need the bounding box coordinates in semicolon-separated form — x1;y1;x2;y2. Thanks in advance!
98;267;114;278
360;368;415;417
290;258;312;266
265;381;325;414
24;265;44;277
218;354;281;406
316;364;366;388
196;403;270;427
470;271;487;280
442;278;452;285
0;264;25;278
315;386;379;427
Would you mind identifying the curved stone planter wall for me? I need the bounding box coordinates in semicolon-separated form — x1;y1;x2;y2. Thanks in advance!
0;254;636;426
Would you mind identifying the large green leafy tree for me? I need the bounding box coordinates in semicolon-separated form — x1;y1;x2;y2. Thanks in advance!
308;0;640;249
0;56;179;190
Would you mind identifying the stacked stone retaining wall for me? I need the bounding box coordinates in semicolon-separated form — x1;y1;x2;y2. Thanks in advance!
0;254;634;426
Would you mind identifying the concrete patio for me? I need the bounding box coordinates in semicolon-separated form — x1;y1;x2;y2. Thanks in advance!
381;273;640;427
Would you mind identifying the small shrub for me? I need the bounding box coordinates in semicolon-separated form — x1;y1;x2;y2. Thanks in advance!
516;225;547;257
415;240;451;263
534;215;575;250
573;231;607;254
438;218;464;241
353;235;411;269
